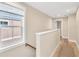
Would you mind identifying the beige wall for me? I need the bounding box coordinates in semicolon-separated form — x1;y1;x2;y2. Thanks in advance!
26;5;53;47
76;8;79;44
68;14;77;40
61;15;77;40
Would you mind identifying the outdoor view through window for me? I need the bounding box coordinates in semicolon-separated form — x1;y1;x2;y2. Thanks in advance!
0;2;24;50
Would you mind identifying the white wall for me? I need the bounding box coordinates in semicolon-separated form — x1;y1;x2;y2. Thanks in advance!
61;17;68;38
76;8;79;44
52;19;57;30
26;5;53;47
68;14;77;40
36;29;60;57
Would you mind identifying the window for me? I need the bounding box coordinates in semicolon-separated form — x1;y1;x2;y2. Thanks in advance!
0;3;24;48
0;21;8;25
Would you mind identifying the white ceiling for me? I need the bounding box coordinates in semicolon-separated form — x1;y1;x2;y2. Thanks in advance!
25;2;79;18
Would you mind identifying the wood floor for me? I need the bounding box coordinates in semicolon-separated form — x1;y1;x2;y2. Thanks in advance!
53;39;79;57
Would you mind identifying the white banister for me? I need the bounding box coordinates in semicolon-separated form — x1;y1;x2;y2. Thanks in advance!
36;29;60;57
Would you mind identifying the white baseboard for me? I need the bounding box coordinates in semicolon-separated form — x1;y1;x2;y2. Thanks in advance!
0;41;25;53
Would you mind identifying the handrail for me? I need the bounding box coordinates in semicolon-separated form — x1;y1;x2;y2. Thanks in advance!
36;29;59;35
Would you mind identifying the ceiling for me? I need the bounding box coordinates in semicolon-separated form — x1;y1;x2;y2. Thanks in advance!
25;2;79;18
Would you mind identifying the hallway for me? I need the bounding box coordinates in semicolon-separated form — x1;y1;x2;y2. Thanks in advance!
0;2;79;57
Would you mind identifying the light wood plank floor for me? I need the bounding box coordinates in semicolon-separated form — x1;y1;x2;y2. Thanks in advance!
53;39;79;57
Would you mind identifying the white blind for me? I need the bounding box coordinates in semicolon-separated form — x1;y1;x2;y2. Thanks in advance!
0;3;24;20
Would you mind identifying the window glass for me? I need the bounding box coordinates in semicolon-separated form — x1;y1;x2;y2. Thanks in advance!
0;3;23;43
